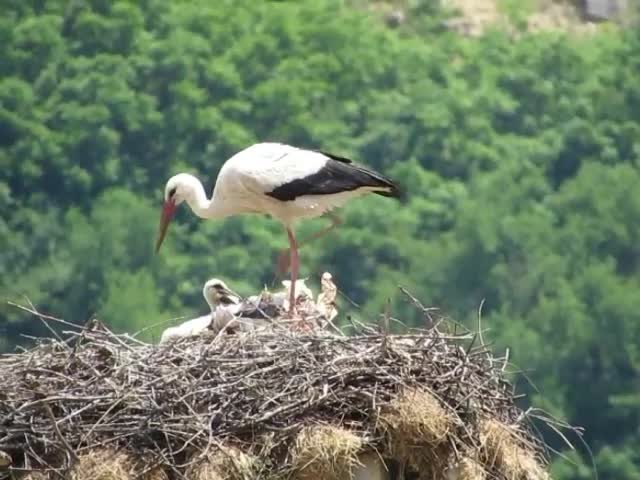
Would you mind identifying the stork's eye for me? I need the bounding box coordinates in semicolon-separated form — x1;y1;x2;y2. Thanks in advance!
168;187;177;198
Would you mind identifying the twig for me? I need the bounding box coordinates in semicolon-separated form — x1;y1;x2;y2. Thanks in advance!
44;404;78;463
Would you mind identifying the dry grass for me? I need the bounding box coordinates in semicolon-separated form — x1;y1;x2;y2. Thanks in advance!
380;389;455;476
66;449;167;480
20;473;49;480
69;450;136;480
289;425;363;480
446;455;486;480
479;419;549;480
185;446;260;480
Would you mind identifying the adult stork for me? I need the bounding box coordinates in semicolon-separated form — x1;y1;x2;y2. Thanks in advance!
155;143;401;314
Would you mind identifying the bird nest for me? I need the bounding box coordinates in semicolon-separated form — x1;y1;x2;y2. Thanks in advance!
0;296;556;480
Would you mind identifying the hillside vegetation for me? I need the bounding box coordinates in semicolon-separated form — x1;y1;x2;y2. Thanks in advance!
1;0;639;478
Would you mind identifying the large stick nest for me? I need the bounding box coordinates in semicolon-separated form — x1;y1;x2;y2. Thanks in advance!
0;309;553;479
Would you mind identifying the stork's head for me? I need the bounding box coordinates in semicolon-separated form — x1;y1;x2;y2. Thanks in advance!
155;174;194;252
202;278;242;310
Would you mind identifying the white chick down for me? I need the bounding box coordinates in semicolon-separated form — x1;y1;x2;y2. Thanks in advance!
160;278;240;343
280;278;313;311
316;272;338;323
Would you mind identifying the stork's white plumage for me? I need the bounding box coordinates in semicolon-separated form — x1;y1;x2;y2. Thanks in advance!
202;277;242;310
159;278;240;343
210;301;272;334
155;143;401;316
281;278;313;309
210;290;272;334
159;315;210;344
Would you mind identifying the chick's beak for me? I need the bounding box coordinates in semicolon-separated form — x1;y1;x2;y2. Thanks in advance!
155;200;176;253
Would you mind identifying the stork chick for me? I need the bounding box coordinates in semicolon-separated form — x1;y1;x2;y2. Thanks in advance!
159;278;240;343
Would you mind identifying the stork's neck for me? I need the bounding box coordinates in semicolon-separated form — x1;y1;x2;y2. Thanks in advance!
181;175;228;219
204;296;217;313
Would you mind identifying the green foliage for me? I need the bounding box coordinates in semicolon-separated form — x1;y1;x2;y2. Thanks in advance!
1;1;639;477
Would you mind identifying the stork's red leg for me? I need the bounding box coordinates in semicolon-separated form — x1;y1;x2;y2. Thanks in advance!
286;227;298;315
277;213;343;276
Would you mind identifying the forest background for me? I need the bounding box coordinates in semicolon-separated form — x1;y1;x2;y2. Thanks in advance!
2;0;639;477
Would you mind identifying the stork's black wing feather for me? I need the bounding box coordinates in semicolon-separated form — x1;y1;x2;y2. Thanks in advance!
316;150;353;164
265;151;402;202
235;299;281;319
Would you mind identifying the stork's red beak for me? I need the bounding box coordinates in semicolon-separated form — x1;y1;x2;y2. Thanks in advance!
155;200;176;253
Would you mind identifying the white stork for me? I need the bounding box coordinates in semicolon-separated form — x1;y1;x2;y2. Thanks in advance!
159;278;241;343
155;143;401;315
